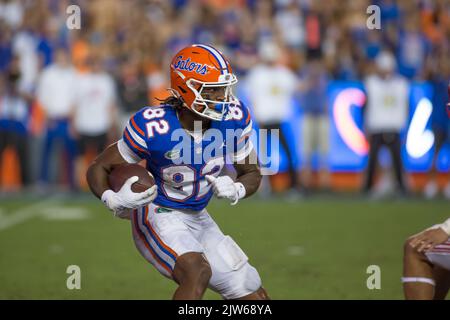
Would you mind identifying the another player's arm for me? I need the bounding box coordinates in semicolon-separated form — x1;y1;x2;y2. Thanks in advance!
86;142;128;199
409;218;450;253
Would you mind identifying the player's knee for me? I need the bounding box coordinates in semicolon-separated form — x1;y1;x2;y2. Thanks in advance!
242;286;270;300
174;252;212;286
222;264;262;300
195;260;212;286
257;287;270;300
243;265;262;294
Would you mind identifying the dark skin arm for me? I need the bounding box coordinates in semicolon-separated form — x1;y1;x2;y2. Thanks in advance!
233;148;262;198
86;142;130;199
87;141;262;200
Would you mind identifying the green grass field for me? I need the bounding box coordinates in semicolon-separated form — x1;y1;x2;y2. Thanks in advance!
0;193;448;299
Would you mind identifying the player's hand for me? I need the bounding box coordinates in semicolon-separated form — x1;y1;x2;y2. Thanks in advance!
115;176;158;209
102;176;157;218
205;175;245;205
409;228;449;253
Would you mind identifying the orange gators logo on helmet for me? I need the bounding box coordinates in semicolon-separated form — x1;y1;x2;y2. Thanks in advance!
173;55;209;75
169;44;238;121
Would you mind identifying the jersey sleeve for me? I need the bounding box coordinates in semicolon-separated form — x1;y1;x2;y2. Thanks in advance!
118;109;149;163
229;101;254;162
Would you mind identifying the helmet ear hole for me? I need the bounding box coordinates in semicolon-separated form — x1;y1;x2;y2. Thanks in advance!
177;85;187;94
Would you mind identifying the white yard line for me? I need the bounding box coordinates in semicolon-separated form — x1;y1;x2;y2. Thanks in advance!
0;196;61;231
40;206;90;220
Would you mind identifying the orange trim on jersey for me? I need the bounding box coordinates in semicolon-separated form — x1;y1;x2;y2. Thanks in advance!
124;130;147;153
237;134;250;145
131;117;145;136
133;210;173;275
245;111;251;125
144;206;179;259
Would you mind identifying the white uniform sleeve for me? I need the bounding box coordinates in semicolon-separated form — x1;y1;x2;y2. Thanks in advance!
36;69;49;110
117;139;142;163
231;120;254;162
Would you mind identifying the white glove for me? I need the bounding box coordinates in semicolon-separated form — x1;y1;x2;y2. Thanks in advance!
101;176;157;218
205;175;246;205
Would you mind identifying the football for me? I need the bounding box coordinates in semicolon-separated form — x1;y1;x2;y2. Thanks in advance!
108;163;155;193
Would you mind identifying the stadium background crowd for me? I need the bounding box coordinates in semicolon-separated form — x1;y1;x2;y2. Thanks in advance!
0;0;449;197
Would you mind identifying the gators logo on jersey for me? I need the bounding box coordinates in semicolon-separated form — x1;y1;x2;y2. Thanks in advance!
164;149;181;160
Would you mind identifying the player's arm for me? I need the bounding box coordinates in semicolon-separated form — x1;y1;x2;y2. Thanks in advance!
206;104;261;204
86;142;128;199
205;149;261;205
233;149;262;198
87;110;158;217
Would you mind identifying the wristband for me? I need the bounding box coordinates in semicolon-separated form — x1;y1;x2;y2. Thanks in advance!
235;182;246;200
231;182;246;206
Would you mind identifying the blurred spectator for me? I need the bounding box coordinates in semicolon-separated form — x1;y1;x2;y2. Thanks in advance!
421;0;450;47
0;0;24;30
333;35;361;80
304;2;324;59
0;22;13;72
246;41;300;194
298;58;330;191
11;26;39;95
72;54;119;186
36;48;77;190
0;64;31;188
380;0;401;26
115;56;149;130
423;52;450;199
396;13;429;79
0;0;448;195
274;0;305;50
363;51;409;196
364;30;383;61
253;0;277;45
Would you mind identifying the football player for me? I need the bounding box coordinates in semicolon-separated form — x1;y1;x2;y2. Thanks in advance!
402;217;450;299
86;44;269;300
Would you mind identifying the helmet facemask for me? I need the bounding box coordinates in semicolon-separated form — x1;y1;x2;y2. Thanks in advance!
186;74;238;121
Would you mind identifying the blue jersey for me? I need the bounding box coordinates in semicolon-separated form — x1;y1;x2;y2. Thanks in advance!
118;102;253;211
